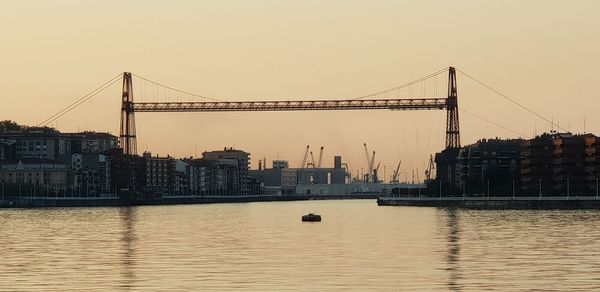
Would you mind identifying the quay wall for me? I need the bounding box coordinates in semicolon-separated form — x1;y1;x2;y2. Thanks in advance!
378;196;600;209
0;194;378;208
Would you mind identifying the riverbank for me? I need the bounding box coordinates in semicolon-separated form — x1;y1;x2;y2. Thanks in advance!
0;194;378;208
378;196;600;209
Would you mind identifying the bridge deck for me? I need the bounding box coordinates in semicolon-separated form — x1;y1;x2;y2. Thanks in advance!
131;98;448;112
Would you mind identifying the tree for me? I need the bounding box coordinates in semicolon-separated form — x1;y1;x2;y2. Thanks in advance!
0;120;58;134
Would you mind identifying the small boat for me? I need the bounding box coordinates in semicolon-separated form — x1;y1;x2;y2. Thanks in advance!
302;213;321;222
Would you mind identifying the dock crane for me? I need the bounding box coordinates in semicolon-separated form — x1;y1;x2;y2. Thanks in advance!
425;154;435;182
307;151;316;168
373;162;381;183
391;161;401;183
363;143;376;183
300;145;310;169
316;146;324;168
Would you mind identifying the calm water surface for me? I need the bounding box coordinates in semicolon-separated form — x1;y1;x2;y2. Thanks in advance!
1;200;600;291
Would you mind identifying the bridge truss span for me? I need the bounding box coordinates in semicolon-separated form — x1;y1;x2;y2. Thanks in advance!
131;98;448;112
119;67;460;155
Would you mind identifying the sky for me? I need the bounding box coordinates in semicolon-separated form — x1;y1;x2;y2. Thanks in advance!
1;0;599;181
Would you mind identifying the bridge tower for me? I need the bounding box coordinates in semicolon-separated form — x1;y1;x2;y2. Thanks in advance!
120;72;137;155
445;67;460;149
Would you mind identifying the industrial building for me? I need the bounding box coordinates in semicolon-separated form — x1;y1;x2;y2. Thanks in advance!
250;155;350;195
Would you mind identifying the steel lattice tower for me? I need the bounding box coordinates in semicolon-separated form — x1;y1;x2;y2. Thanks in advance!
120;72;137;155
445;67;460;149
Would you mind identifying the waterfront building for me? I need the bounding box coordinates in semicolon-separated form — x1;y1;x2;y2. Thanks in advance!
70;153;109;196
520;133;596;195
458;138;523;195
142;151;174;196
173;160;191;196
185;158;213;196
434;148;461;194
551;133;588;194
584;135;600;191
105;148;145;197
202;148;250;195
0;139;16;160
433;132;600;196
0;159;69;196
520;134;555;193
0;131;117;161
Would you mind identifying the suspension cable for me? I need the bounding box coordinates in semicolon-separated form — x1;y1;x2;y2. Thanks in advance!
131;73;224;102
37;73;123;127
457;68;567;132
353;66;449;100
459;108;527;137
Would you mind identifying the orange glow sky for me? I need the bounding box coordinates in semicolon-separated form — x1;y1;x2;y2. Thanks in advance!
1;1;599;181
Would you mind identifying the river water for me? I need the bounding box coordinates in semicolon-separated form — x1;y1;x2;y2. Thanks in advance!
1;200;600;291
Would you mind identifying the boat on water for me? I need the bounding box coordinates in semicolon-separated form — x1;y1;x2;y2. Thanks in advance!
302;213;321;222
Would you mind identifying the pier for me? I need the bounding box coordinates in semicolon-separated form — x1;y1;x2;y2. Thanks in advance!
378;196;600;209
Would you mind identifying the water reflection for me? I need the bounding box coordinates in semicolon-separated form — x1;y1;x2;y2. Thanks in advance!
444;208;462;291
119;207;137;290
2;201;600;291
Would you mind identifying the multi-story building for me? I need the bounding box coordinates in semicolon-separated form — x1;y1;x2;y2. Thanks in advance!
202;148;250;195
458;138;523;195
185;158;213;195
0;127;119;197
70;153;109;196
142;152;174;196
8;132;72;160
551;134;587;193
434;148;461;193
105;148;145;198
520;132;597;195
0;131;117;161
0;139;16;160
173;160;191;196
0;158;69;196
584;135;600;191
520;134;555;193
68;132;118;154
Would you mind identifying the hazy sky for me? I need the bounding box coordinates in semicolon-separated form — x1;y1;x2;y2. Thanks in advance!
1;1;599;181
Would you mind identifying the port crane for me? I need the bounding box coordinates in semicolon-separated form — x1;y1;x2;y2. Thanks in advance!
425;154;435;182
316;146;324;168
373;162;381;183
300;145;310;169
307;151;316;168
391;161;402;183
363;143;377;183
